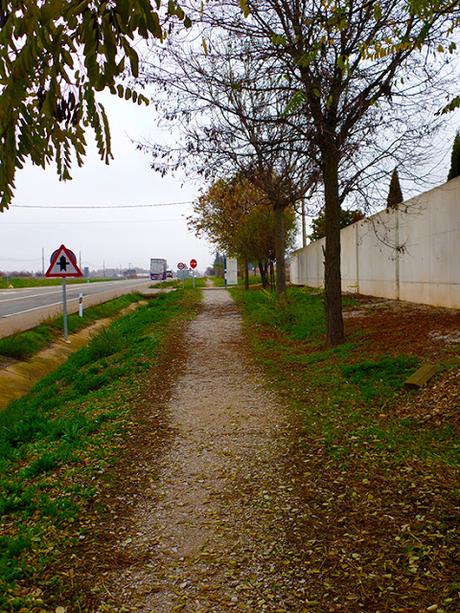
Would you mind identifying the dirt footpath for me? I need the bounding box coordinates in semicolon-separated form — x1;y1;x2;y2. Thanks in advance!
96;288;309;611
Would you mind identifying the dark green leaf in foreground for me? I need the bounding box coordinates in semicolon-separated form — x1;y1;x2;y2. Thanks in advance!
0;0;187;210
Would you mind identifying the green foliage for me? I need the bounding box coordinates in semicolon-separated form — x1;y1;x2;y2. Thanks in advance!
189;176;297;266
212;275;226;287
235;287;325;339
310;208;364;241
0;326;53;359
441;94;460;115
182;277;206;289
0;532;32;582
87;326;126;360
232;286;357;340
154;279;181;288
386;168;404;208
235;203;297;263
447;131;460;181
0;293;142;359
342;356;419;403
0;1;188;210
0;288;201;606
235;287;459;466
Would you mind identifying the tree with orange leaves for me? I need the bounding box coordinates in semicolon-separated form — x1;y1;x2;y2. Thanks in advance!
188;175;296;289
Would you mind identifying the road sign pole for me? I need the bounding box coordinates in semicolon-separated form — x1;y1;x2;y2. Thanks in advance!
62;278;68;340
189;259;197;287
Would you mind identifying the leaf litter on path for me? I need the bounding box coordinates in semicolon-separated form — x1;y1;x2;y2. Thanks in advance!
76;289;459;612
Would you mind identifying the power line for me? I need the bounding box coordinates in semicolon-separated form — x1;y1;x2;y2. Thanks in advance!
9;200;193;209
1;219;185;225
0;257;42;262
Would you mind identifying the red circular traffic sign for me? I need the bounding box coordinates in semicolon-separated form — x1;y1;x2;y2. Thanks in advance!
189;259;197;269
177;262;186;270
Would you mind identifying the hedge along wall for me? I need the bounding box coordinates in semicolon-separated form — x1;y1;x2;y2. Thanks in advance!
289;176;460;309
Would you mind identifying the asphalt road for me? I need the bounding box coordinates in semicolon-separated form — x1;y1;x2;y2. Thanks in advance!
0;279;156;338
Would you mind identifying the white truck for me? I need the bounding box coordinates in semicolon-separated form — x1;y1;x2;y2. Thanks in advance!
150;258;167;281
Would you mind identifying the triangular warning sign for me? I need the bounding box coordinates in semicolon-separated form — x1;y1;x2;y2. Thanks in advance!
45;244;83;278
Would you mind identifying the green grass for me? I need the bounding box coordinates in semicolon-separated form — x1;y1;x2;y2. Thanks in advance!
211;274;262;288
342;355;420;403
0;293;144;359
0;276;115;289
232;286;459;466
153;280;181;288
180;277;207;289
151;277;207;290
0;287;202;609
212;276;225;287
0;325;54;359
233;285;356;340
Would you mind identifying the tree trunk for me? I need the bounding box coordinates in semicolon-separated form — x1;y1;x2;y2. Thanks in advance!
258;260;267;288
269;259;275;291
273;204;286;294
244;257;249;290
322;138;344;346
301;198;307;247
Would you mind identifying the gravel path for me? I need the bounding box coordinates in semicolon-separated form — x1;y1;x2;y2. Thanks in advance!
98;288;308;612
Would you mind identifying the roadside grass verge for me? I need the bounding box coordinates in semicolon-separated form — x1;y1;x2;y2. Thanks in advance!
212;276;225;287
232;286;460;609
0;288;201;610
211;275;262;288
0;293;145;359
232;286;459;466
0;277;114;289
152;277;207;290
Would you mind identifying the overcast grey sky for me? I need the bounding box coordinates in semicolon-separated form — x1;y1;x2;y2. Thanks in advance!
1;86;459;275
0;92;215;275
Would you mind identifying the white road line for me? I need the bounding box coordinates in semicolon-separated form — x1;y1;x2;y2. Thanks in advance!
0;281;149;318
0;282;135;304
0;290;62;303
0;298;79;317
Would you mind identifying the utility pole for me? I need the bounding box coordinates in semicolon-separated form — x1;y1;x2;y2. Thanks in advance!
41;247;45;277
301;198;307;248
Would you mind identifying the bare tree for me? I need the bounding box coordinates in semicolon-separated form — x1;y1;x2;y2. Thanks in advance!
188;175;297;288
139;0;456;345
199;0;457;345
139;33;319;294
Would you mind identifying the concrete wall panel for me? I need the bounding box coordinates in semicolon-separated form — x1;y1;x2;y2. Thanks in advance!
356;210;398;299
290;177;460;309
341;225;358;293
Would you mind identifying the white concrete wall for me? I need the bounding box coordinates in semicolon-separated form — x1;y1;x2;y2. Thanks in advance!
289;177;460;309
341;224;359;294
225;257;238;285
357;209;399;300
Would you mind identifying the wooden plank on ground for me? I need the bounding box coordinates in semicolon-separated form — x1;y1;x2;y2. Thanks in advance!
404;363;437;389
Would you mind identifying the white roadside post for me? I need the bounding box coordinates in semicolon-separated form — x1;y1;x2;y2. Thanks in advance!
79;293;84;317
